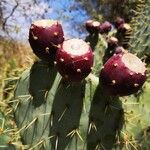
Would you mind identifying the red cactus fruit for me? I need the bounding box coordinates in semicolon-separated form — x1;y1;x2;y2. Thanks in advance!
55;39;94;82
99;21;112;34
100;52;147;96
117;23;132;33
115;17;125;29
116;23;132;48
107;37;119;49
29;19;64;62
85;20;101;34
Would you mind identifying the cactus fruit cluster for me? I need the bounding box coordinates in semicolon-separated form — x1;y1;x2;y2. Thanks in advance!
1;1;149;149
85;20;112;34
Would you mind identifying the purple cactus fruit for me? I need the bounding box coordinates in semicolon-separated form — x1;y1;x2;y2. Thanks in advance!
117;23;132;33
107;37;119;49
115;17;125;29
85;20;101;34
29;19;64;62
99;21;112;34
55;39;94;82
115;46;126;54
100;52;147;96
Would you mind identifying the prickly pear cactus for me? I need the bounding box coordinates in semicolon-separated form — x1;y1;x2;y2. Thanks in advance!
0;111;15;149
11;1;150;150
129;0;150;63
13;59;124;149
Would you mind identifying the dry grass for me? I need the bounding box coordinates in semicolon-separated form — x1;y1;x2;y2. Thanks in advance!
0;38;34;70
0;38;35;100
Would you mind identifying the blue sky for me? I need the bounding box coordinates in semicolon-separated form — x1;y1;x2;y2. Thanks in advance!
1;0;90;41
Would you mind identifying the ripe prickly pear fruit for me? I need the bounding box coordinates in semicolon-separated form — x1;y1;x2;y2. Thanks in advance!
85;20;101;34
117;23;132;33
100;52;147;96
103;37;119;63
99;21;112;34
115;17;125;28
116;23;132;48
107;36;119;49
29;19;64;62
55;38;94;82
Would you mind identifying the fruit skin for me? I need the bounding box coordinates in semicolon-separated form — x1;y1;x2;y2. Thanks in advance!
56;39;94;82
85;20;100;34
103;36;119;63
29;20;64;62
114;17;125;29
107;36;119;49
100;52;147;96
99;21;112;34
116;23;132;48
117;23;132;33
